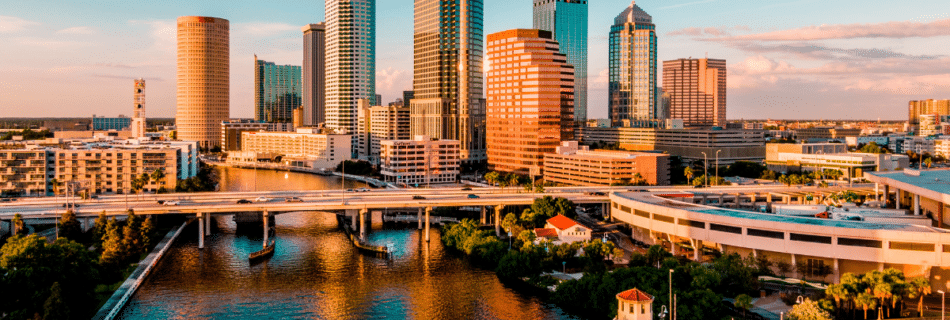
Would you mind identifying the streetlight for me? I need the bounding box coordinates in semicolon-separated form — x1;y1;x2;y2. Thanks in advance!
700;152;708;188
669;269;674;320
715;149;721;186
938;290;945;320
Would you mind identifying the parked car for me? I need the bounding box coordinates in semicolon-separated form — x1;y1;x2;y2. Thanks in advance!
285;197;303;202
162;201;180;206
467;194;479;199
236;199;252;204
461;187;472;191
255;197;271;202
62;203;80;208
355;188;370;192
412;195;426;200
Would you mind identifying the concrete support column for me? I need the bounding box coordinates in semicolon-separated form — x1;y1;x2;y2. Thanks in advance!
692;240;702;262
424;206;432;242
603;202;609;220
205;211;211;235
914;195;921;216
495;205;504;237
874;183;880;202
884;185;890;207
833;258;840;283
263;210;270;245
750;193;757;206
718;194;724;207
766;193;773;204
350;210;357;230
896;189;901;209
939;204;945;228
359;208;367;241
417;207;423;230
198;212;205;249
791;254;797;278
481;206;486;224
668;234;677;255
878;263;884;272
784;196;790;204
701;194;707;205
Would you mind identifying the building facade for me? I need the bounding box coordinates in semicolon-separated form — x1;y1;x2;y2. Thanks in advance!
325;0;376;135
176;16;230;149
410;0;486;164
92;116;131;131
663;58;727;127
533;0;588;125
131;79;147;138
380;136;460;186
765;143;909;177
486;29;574;175
221;120;270;152
357;102;410;165
237;130;351;169
544;141;670;186
908;99;950;125
577;126;766;164
254;57;301;124
794;127;863;141
608;1;658;127
302;23;326;127
0;150;54;197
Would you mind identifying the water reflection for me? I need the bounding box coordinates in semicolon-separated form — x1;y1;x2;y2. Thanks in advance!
216;166;366;192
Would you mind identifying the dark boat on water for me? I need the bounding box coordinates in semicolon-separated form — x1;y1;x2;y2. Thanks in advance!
249;240;276;262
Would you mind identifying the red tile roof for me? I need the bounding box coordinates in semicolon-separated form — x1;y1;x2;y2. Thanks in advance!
534;228;558;238
616;288;653;302
547;214;582;231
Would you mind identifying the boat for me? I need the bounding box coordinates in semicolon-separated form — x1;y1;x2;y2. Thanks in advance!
249;240;276;262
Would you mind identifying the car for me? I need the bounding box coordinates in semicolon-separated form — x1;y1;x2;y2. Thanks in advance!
461;187;472;191
285;197;303;202
236;199;252;204
156;200;165;205
584;192;606;196
346;189;354;192
62;203;80;208
355;188;370;192
162;201;180;206
412;195;426;200
467;194;479;199
255;197;271;202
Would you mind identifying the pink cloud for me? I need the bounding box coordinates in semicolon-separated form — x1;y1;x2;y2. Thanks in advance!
716;18;950;41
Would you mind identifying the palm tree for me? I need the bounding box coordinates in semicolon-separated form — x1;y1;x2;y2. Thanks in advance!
826;283;851;318
684;167;694;185
905;277;931;318
506;174;520;193
12;213;24;236
139;173;151;194
49;178;59;197
484;171;500;188
778;174;790;187
855;292;877;320
924;157;933;169
734;294;753;318
151;168;166;189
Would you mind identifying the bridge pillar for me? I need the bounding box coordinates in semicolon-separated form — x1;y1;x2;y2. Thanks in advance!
874;183;880;202
424;206;432;242
603;202;609;220
205;211;211;236
883;185;890;207
417;207;423;230
263;210;270;245
833;258;840;283
198;212;205;249
481;206;486;225
349;209;357;230
791;254;797;278
914;194;920;215
359;208;367;241
895;188;901;209
692;239;702;262
495;205;504;237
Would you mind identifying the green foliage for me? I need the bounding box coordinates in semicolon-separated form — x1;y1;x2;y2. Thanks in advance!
43;282;68;320
57;210;83;241
858;142;887;154
11;213;24;236
787;298;833;320
334;160;376;176
760;169;778;180
691;174;728;186
441;219;505;268
519;196;576;228
175;161;218;192
734;294;753;317
0;129;53;141
92;212;108;247
723;161;767;179
0;235;99;319
645;245;671;267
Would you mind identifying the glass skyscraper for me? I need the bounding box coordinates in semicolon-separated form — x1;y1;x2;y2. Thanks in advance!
609;1;658;127
302;23;325;127
254;56;302;123
325;0;376;134
533;0;588;124
410;0;486;163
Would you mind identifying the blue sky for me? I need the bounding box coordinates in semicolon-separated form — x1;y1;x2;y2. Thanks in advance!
1;0;948;120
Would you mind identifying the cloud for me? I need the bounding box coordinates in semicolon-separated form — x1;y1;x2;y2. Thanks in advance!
716;18;950;41
237;22;299;36
376;67;408;92
727;42;944;61
0;15;38;33
668;26;731;37
56;26;95;35
658;0;716;10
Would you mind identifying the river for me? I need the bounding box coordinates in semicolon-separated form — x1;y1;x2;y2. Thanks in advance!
118;167;577;319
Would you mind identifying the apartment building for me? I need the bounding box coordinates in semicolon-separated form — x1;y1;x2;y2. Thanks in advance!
766;143;909;177
356;101;410;165
543;141;669;186
233;129;351;169
380;136;460;186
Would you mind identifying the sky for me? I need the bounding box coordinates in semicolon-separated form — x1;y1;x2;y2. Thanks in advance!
1;0;948;120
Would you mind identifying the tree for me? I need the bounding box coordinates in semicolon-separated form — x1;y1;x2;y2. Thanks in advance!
484;171;500;187
99;217;127;270
12;213;24;236
855;292;877;320
760;170;778;180
645;245;671;268
151;168;167;189
57;210;82;241
779;174;791;187
787;298;833;320
92;211;108;246
534;183;545;193
826;283;854;319
734;294;753;318
859;142;886;154
43;282;68;320
501;213;519;233
776;261;792;277
139;173;151;193
0;235;98;319
905;277;931;318
924;157;933;168
49;178;60;197
140;216;156;250
684;167;694;185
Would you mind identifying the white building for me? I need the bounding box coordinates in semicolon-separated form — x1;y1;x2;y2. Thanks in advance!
534;215;591;244
357;100;410;165
766;143;909;178
324;0;376;135
845;135;889;148
379;136;459;186
232;129;351;170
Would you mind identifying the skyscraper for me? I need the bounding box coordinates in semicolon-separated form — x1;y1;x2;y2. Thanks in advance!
486;29;574;175
176;16;229;149
325;0;376;135
533;0;588;125
302;23;326;127
663;58;727;127
411;0;486;164
608;1;658;127
131;79;146;138
254;56;302;123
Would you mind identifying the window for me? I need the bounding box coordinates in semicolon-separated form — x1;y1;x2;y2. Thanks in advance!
634;210;650;218
747;228;784;239
710;224;741;234
838;238;882;248
889;242;935;252
790;233;832;244
677;219;705;229
653;214;674;223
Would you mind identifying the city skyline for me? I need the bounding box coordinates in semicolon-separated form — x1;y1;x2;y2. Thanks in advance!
1;0;949;120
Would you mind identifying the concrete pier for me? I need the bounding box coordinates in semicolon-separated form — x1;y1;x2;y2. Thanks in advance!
198;212;205;249
424;207;431;242
417;207;423;230
263;211;270;245
359;208;367;241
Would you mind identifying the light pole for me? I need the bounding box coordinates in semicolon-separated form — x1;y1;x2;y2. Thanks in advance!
669;269;674;320
938;290;945;320
700;152;708;187
715;149;721;186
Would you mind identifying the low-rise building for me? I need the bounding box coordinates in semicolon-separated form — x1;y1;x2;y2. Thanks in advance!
845;135;889;148
794;126;862;141
902;136;945;155
356;101;410;165
0;149;55;197
379;136;460;186
766;143;909;178
533;215;591;244
543;141;670;186
221;120;295;152
577;127;765;165
616;288;654;320
92;116;132;131
232;129;351;169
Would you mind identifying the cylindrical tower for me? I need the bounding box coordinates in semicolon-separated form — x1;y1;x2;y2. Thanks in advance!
176;16;229;149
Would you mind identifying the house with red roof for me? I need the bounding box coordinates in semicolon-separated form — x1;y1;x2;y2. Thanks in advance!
615;288;654;320
533;214;591;244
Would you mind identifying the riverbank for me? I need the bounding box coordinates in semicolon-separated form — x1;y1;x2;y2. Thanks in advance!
211;161;396;189
92;220;189;320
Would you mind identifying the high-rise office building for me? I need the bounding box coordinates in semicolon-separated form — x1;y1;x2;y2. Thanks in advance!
254;56;302;123
325;0;376;135
486;29;574;175
131;79;146;138
909;99;950;125
608;1;658;127
410;0;486;164
302;23;326;127
663;58;727;127
533;0;588;125
176;16;230;149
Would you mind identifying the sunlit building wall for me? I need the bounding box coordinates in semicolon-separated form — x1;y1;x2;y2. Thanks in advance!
176;16;230;149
